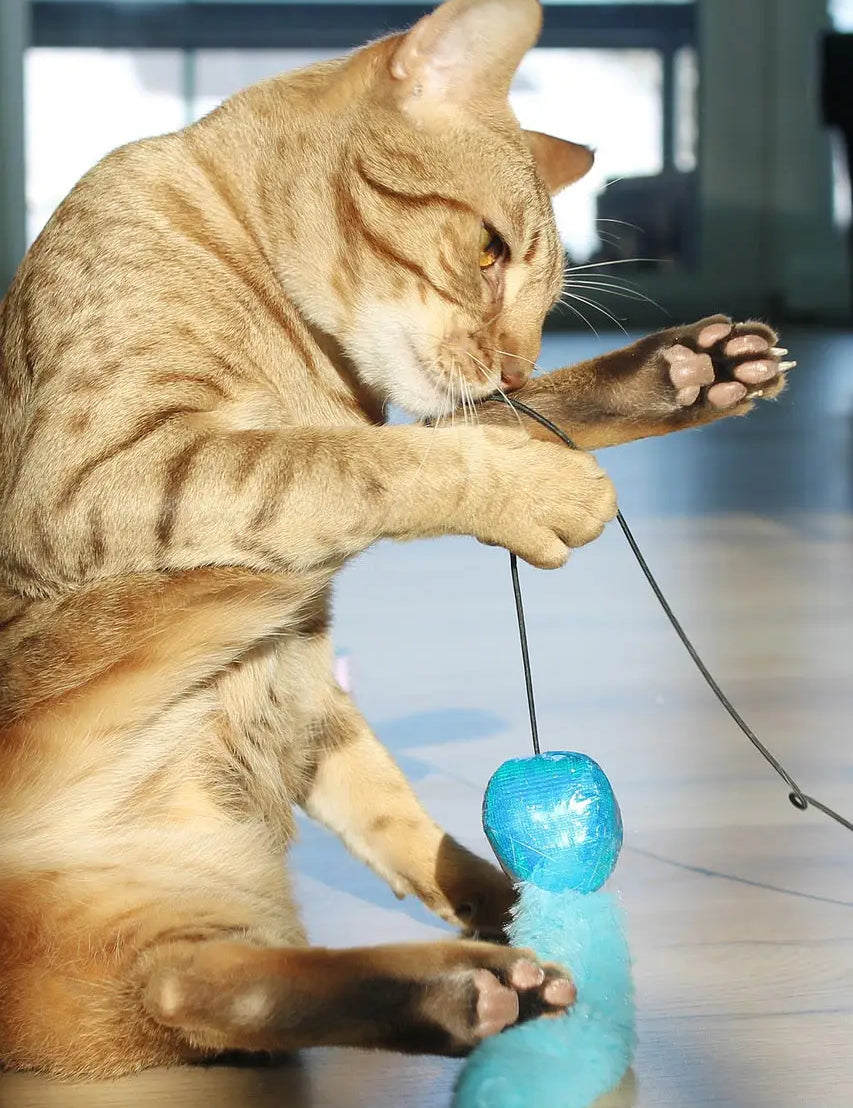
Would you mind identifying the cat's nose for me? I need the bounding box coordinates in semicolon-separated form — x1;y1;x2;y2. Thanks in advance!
500;363;529;391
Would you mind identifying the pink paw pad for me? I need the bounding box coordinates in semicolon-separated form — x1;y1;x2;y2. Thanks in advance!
733;360;779;385
707;381;748;408
697;322;734;347
543;977;575;1007
663;344;715;388
473;970;518;1038
675;385;702;407
725;333;770;357
661;319;791;412
510;960;545;989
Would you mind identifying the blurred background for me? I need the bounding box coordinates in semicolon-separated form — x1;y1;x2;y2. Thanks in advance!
1;4;852;1108
2;0;853;323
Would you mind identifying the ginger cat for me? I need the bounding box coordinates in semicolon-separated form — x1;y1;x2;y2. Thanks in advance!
0;0;789;1079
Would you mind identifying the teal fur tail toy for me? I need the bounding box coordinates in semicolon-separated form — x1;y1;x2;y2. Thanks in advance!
452;751;635;1108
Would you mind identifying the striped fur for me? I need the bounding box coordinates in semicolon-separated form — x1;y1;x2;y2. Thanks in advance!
0;0;775;1079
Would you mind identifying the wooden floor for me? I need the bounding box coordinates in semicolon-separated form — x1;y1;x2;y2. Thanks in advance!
3;328;852;1108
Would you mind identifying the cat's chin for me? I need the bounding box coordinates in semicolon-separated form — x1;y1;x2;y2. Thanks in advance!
345;306;495;420
350;349;453;419
372;370;492;422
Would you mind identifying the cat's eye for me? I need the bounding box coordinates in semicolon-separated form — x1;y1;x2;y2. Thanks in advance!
479;225;507;269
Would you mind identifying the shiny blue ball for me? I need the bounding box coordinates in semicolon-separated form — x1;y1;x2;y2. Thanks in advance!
482;751;623;893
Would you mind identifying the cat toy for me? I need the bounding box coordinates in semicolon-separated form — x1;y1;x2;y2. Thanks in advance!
453;748;634;1108
452;552;635;1108
453;394;853;1108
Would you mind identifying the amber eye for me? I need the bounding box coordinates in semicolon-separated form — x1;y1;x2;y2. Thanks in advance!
479;224;507;269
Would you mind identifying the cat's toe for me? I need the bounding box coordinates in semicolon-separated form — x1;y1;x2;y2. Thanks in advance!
467;958;574;1039
697;321;734;348
724;333;771;358
513;961;576;1022
707;381;748;408
715;321;793;401
732;359;780;385
472;969;519;1038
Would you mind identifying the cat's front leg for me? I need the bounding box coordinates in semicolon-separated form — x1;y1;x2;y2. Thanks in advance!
478;315;792;450
13;417;614;586
302;690;515;939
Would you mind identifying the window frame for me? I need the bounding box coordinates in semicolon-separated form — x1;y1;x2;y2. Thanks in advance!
30;3;695;52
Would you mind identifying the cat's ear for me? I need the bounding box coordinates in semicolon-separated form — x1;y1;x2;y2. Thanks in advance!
389;0;542;109
523;130;595;195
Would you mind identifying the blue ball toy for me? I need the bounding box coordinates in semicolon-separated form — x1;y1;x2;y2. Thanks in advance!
482;751;623;894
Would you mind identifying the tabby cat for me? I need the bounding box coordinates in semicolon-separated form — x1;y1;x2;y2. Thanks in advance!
0;0;789;1079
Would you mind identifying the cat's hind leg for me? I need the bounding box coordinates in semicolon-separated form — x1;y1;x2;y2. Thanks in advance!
1;864;571;1076
143;937;574;1057
0;847;307;1079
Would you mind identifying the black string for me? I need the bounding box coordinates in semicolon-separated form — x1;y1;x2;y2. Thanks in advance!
491;393;853;836
509;550;540;755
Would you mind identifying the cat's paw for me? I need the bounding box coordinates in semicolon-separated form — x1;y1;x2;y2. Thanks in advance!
470;427;617;569
420;944;574;1053
414;835;517;941
658;315;793;412
463;956;574;1039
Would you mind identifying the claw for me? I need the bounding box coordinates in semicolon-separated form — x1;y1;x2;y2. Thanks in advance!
771;347;788;357
778;361;797;371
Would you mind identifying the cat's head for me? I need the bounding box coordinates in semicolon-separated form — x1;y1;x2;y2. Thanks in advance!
289;0;592;417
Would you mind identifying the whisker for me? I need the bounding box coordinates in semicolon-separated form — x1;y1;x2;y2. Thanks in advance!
563;257;660;273
411;412;440;486
564;271;652;296
599;175;628;191
558;291;629;335
491;381;525;429
458;368;473;426
563;271;651;292
565;281;648;301
487;345;551;393
491;348;538;368
555;298;602;338
403;357;446;490
451;366;463;424
467;354;525;429
464;349;494;389
462;351;524;430
565;276;648;293
596;217;644;234
456;366;474;427
462;376;480;427
564;280;668;314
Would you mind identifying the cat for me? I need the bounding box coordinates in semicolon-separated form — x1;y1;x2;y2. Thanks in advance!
0;0;789;1080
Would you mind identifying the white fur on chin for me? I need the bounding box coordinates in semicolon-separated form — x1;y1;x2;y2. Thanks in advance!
347;300;492;419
